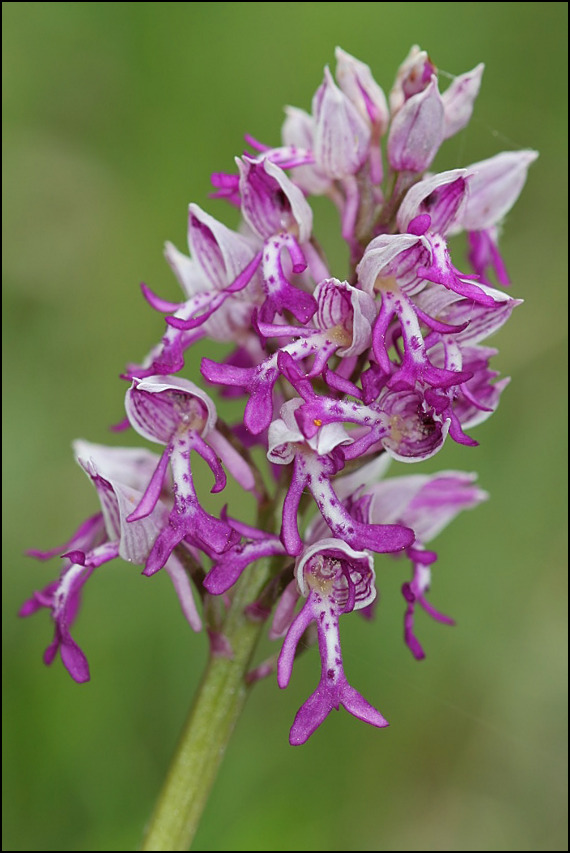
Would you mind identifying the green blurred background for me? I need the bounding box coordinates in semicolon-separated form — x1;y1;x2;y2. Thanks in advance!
3;3;567;850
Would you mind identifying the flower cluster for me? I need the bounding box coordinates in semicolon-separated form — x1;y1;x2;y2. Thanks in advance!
23;46;535;744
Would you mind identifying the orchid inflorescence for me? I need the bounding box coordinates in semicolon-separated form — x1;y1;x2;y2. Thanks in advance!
22;46;536;745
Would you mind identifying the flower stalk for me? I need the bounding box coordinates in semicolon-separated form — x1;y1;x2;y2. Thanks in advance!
140;556;271;852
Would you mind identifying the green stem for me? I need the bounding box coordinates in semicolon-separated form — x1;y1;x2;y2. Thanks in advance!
140;556;271;851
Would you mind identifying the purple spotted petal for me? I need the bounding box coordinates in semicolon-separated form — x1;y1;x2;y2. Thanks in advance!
259;232;316;324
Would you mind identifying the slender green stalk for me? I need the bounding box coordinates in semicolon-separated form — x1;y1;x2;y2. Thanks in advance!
140;556;271;851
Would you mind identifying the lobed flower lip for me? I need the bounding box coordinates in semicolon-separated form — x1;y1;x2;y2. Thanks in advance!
257;230;317;325
370;284;474;393
287;674;389;745
401;552;453;661
278;351;453;465
28;558;94;683
278;538;387;744
164;251;264;334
